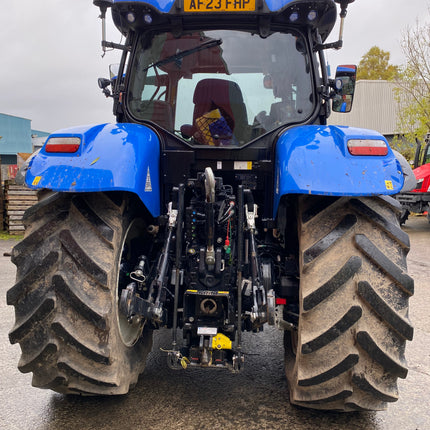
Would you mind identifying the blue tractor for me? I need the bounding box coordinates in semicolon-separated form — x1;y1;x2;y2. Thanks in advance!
8;0;415;411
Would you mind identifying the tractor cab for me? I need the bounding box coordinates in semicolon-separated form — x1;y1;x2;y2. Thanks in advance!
413;134;430;169
97;0;351;147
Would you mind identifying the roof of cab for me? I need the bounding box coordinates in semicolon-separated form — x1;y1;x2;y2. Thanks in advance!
109;0;337;40
113;0;315;13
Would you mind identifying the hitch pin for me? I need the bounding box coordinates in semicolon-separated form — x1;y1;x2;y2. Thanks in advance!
245;204;258;230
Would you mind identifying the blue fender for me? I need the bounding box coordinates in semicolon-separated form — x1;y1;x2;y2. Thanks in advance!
273;125;404;216
26;123;161;217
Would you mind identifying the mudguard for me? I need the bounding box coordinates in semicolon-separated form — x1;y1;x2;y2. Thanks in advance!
393;149;417;192
25;123;161;217
273;125;404;216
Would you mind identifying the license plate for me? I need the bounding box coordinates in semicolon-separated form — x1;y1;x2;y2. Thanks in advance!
184;0;255;12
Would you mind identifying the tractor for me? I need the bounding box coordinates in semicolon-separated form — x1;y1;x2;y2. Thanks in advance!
397;133;430;224
8;0;415;412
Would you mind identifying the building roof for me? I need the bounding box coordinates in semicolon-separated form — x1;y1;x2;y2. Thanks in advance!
0;113;32;155
1;113;50;157
329;80;400;136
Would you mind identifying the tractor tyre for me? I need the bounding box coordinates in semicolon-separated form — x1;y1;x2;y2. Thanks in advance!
7;192;153;395
284;195;414;411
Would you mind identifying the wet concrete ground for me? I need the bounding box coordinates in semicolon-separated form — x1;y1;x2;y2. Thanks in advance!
0;215;429;430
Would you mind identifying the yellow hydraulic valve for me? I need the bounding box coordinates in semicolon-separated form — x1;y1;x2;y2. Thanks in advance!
212;333;232;350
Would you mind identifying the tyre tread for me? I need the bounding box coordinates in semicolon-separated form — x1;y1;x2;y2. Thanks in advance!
303;256;361;311
352;374;398;402
354;234;413;295
58;229;109;287
71;196;114;243
356;331;408;378
358;281;413;340
9;296;56;344
298;353;359;386
350;198;410;248
301;306;362;354
303;214;357;265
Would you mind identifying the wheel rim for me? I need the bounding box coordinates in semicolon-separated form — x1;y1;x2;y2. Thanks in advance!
117;219;146;347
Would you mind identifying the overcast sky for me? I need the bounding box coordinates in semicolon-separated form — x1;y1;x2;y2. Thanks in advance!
0;0;429;133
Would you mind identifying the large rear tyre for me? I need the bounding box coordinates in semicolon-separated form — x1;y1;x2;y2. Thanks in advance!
7;192;153;395
285;196;414;411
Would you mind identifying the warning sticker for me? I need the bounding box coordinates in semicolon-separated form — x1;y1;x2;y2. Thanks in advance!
145;167;152;192
32;176;42;186
385;180;394;190
234;161;252;170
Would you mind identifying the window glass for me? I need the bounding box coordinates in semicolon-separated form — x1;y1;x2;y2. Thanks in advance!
127;29;315;146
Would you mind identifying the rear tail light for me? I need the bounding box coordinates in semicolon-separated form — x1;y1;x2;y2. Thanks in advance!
45;137;81;153
347;139;388;156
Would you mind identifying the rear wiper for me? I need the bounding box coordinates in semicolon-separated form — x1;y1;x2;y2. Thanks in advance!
144;38;223;71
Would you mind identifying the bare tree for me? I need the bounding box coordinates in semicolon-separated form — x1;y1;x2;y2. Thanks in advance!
395;16;430;142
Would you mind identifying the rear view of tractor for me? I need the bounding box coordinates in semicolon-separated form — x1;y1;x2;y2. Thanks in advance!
397;133;430;224
7;0;414;412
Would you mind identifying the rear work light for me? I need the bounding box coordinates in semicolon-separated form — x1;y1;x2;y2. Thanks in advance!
347;139;388;156
45;137;81;153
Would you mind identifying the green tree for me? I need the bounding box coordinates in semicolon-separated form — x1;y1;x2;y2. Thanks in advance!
395;18;430;144
357;46;399;80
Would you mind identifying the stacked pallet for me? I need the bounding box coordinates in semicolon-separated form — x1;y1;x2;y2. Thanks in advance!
0;185;3;231
4;181;38;234
0;176;4;231
0;156;3;230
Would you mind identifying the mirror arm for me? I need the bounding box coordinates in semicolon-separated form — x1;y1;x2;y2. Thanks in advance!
102;88;112;98
314;0;354;51
314;40;343;52
94;1;114;56
93;1;130;55
101;41;131;52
